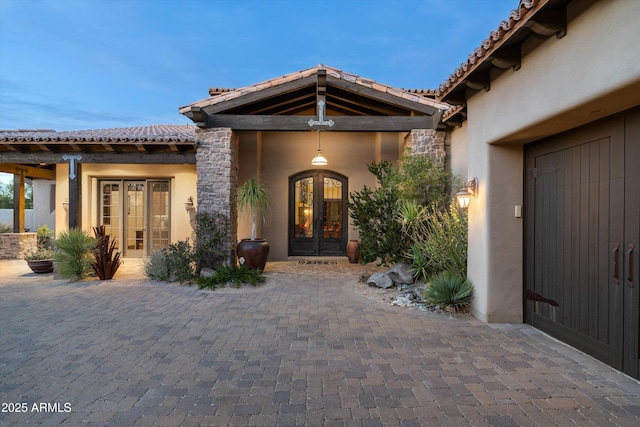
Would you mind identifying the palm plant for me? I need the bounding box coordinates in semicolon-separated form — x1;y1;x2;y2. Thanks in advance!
54;229;97;280
237;177;270;240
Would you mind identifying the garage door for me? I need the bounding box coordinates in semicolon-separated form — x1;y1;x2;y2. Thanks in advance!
525;110;639;379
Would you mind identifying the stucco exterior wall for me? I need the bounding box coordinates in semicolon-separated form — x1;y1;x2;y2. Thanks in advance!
237;131;402;260
55;163;197;252
463;0;640;322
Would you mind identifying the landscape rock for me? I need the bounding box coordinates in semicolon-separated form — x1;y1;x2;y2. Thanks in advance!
200;268;215;278
387;263;415;285
367;272;394;289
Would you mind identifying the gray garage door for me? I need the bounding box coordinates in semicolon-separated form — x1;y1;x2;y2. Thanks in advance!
525;109;639;379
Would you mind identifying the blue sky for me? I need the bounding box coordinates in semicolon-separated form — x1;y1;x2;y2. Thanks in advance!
0;0;517;132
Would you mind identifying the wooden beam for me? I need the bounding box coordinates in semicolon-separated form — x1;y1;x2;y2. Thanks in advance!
0;163;56;179
525;8;567;38
68;162;80;228
465;70;491;91
1;143;18;152
0;152;196;164
490;45;521;70
13;172;25;232
205;114;437;131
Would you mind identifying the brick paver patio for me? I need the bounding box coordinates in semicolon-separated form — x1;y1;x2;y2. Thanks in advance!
1;259;639;426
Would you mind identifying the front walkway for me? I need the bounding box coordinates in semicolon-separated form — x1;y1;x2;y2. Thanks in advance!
0;259;639;426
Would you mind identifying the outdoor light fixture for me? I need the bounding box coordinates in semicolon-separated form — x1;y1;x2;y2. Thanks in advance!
456;178;478;210
184;196;195;212
62;198;69;212
311;131;328;166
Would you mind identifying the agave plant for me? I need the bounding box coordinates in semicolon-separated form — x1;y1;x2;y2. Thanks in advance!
422;271;474;311
54;229;97;280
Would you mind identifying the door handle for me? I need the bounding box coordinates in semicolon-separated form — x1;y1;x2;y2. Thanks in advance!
627;244;635;288
612;243;620;284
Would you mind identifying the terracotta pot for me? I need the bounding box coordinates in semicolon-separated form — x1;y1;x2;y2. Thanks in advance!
346;240;361;264
236;239;270;271
26;259;54;274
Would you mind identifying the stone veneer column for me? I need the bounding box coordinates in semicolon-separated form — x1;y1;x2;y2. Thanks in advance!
405;129;446;167
195;127;238;264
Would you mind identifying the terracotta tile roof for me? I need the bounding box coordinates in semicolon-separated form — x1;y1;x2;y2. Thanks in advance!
437;0;539;98
182;64;451;113
0;124;196;142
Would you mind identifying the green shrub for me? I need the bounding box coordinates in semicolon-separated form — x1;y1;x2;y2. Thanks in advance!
192;211;230;272
406;201;468;281
347;161;403;264
394;154;456;209
0;223;11;233
422;271;474;311
347;156;458;265
165;239;195;283
54;229;97;280
198;264;265;290
142;250;170;281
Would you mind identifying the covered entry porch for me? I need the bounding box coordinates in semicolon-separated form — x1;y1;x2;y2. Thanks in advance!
180;65;450;261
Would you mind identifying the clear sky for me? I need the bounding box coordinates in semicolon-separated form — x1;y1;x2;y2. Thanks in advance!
0;0;517;132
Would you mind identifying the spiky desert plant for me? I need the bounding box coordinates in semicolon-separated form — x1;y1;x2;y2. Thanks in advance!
92;225;122;280
237;177;270;240
422;271;474;311
54;228;97;280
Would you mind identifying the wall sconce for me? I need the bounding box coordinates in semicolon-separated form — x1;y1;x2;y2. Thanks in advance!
456;178;478;210
184;196;195;212
62;198;69;212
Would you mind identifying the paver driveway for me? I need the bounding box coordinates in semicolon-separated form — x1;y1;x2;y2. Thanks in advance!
1;259;639;426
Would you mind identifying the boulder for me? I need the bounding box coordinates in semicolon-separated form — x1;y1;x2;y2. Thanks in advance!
387;263;414;285
200;268;215;278
367;272;394;289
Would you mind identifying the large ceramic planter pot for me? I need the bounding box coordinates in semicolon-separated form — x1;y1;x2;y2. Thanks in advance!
236;239;270;271
26;259;54;274
346;240;361;264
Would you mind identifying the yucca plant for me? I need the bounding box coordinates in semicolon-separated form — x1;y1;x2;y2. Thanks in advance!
237;177;270;240
54;229;97;280
422;271;474;311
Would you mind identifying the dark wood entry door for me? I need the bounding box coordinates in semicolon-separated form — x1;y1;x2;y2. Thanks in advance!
525;111;639;379
289;170;348;256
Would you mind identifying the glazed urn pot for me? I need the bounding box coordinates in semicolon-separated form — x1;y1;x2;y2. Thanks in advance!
236;239;270;271
346;240;361;264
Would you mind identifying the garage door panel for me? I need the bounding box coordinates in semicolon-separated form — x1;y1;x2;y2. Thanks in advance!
526;112;635;378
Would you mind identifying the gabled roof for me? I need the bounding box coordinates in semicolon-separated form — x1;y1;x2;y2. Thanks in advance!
180;65;450;131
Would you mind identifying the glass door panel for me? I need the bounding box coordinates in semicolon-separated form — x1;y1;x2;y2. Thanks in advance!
294;177;314;238
126;182;145;257
323;177;343;239
149;181;170;251
101;182;120;250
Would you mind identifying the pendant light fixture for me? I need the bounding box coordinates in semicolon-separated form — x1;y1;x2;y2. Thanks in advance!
311;131;328;165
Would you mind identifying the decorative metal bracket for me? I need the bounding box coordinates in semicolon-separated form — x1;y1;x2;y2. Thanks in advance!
308;100;334;127
62;154;82;180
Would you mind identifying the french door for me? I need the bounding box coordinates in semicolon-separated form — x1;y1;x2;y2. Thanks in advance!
100;179;170;257
289;170;348;256
525;110;639;379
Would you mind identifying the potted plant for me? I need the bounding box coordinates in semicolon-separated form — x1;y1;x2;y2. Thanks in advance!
236;177;270;271
25;224;55;273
